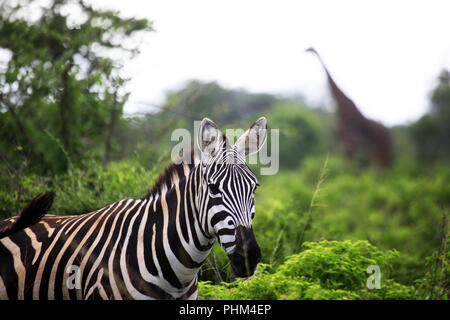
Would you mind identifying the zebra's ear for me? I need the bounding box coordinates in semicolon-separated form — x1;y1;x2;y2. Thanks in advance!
235;117;267;157
197;117;221;161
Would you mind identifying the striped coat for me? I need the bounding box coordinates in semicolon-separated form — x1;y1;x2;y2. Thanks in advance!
0;117;267;299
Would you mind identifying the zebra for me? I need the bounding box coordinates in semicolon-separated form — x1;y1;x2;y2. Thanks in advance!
0;117;267;300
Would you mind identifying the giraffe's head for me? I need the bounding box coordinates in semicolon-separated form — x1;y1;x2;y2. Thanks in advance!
196;117;267;277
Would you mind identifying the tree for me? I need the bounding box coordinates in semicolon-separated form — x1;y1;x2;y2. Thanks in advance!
410;70;450;163
0;0;152;173
160;80;277;131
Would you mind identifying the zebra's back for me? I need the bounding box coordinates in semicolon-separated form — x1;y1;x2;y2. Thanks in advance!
0;198;141;300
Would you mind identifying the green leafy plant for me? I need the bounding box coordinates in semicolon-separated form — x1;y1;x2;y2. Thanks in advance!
198;240;415;300
415;213;449;300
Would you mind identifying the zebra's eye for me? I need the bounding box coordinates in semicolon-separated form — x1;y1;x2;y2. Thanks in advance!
208;183;220;194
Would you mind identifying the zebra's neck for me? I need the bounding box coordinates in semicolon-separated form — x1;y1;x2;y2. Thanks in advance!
140;161;214;297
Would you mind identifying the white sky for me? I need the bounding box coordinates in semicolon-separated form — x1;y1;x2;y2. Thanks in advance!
89;0;450;126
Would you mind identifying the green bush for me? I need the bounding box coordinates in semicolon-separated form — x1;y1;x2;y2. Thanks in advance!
198;240;416;300
264;102;326;168
0;172;50;217
256;156;448;280
0;159;163;218
1;151;447;300
196;155;449;291
414;214;449;300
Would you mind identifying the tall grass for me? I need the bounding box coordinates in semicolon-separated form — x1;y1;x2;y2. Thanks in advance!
295;153;329;252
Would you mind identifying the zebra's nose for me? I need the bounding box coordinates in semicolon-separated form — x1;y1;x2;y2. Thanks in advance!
228;226;261;277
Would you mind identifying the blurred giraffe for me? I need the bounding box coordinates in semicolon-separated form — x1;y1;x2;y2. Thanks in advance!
306;47;392;168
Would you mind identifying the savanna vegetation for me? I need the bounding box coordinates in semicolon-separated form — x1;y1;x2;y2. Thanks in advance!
0;0;448;300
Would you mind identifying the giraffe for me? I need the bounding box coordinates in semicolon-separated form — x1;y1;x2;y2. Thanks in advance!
306;47;392;168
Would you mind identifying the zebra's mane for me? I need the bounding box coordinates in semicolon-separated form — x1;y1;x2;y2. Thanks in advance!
144;162;188;200
143;133;229;200
143;145;198;200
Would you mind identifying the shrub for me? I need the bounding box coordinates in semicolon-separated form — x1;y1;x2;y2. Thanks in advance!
0;159;163;218
264;102;326;168
415;214;449;300
198;240;416;300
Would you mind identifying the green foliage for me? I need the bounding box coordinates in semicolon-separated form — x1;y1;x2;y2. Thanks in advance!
0;2;449;300
0;0;152;173
165;80;277;131
197;155;450;293
278;241;396;290
0;159;163;218
50;159;157;215
409;69;450;164
155;81;329;171
198;240;416;300
260;102;326;168
0;142;447;300
415;214;449;300
0;172;50;217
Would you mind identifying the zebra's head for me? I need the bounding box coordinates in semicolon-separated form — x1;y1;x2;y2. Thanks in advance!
196;117;267;277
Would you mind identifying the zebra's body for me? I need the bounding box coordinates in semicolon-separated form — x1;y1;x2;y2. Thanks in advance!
0;117;267;300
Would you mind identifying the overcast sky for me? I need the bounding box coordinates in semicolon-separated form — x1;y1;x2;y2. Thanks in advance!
89;0;450;126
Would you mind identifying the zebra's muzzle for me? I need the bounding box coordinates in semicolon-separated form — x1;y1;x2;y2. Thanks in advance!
228;226;261;277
